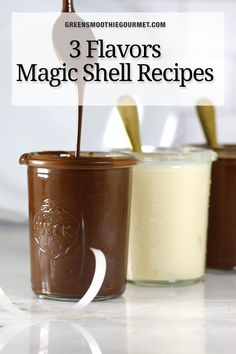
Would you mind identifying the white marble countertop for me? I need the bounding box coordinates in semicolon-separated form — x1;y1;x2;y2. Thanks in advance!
0;222;236;354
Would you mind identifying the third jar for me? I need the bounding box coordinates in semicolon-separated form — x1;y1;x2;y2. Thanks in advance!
207;146;236;270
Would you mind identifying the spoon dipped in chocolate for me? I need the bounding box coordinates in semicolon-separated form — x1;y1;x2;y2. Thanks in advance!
52;1;97;156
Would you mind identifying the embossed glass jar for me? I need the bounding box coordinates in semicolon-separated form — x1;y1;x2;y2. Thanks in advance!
20;151;136;300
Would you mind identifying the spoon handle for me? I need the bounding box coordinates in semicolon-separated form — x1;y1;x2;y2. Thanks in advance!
117;96;142;152
62;0;75;13
196;100;218;148
122;106;142;153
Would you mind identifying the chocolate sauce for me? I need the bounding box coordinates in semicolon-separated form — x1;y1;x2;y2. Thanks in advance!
206;147;236;269
75;86;85;157
20;152;136;299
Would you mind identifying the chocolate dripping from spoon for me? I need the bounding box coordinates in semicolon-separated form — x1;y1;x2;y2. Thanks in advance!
62;0;84;157
76;83;85;157
55;1;97;157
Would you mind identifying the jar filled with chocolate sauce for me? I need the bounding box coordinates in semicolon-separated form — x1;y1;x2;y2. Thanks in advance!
20;151;136;300
206;146;236;270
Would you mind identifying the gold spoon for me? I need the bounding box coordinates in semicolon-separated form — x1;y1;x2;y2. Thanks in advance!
117;96;142;152
196;99;218;148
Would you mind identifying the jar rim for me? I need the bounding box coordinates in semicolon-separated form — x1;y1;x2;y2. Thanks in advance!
191;144;236;159
121;146;217;164
19;151;137;169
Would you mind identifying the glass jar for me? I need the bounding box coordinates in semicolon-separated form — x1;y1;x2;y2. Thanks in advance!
20;151;136;300
206;146;236;270
127;147;216;285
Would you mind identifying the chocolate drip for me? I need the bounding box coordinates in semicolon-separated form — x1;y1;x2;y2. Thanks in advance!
76;105;83;157
61;0;84;157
